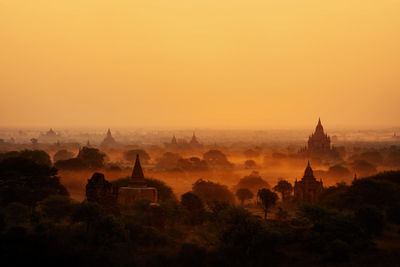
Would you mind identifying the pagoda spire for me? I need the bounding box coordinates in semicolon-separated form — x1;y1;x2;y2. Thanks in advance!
128;154;147;187
132;154;144;179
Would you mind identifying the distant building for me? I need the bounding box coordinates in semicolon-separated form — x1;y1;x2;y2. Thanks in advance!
294;161;323;203
39;128;60;143
171;135;177;145
164;132;203;150
189;132;202;148
101;128;117;147
118;155;158;204
393;133;400;140
299;118;340;161
86;172;118;213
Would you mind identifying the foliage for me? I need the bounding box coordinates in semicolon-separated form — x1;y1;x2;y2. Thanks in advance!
53;149;74;162
0;150;52;166
0;157;68;207
192;179;235;204
235;188;253;206
77;147;106;169
40;195;74;222
234;171;270;194
273;179;293;200
203;150;233;169
257;188;278;219
181;192;205;225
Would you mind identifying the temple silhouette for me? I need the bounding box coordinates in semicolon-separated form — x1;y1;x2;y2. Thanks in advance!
164;132;203;150
299;118;340;162
100;128;117;147
294;161;323;203
118;155;158;204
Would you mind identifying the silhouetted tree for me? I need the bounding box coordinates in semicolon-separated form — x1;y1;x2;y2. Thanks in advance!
0;150;52;166
257;189;278;220
355;205;385;237
77;146;106;169
181;192;205;225
72;201;102;232
0;157;68;207
155;152;182;171
236;188;254;206
244;159;256;169
203;150;233;169
53;149;74;162
234;171;270;194
40;195;73;222
273;180;293;200
192;179;235;204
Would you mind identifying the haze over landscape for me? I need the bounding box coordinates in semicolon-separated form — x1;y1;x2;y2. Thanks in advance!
1;1;400;266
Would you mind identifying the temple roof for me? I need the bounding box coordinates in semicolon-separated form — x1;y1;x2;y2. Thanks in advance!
190;132;200;145
301;161;317;182
315;118;324;134
132;154;144;179
129;154;147;187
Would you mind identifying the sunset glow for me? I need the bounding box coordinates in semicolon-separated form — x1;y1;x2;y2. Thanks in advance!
1;0;399;128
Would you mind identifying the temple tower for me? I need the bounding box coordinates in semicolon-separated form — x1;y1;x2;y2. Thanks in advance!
118;155;158;204
294;161;323;203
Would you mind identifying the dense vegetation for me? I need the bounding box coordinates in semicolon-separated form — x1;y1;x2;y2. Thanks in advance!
1;150;400;266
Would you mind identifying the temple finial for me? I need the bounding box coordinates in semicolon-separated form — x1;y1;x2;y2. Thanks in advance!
132;154;144;179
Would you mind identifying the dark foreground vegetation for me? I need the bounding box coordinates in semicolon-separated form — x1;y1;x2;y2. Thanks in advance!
1;150;400;266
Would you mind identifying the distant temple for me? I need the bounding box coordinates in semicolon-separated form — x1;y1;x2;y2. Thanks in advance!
190;132;201;147
118;155;158;204
299;118;340;161
164;132;203;150
393;133;400;140
101;128;117;147
171;135;178;145
39;128;60;143
294;161;323;203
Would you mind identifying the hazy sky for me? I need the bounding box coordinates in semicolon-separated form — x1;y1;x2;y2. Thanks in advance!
1;0;399;129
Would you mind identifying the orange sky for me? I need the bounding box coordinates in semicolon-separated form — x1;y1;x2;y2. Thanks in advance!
0;0;399;129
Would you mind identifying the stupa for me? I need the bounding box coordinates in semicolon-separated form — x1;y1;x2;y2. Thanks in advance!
118;155;158;204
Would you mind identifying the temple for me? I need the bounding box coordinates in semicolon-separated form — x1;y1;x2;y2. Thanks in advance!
299;118;340;161
39;128;59;143
101;128;117;147
118;155;158;204
294;161;323;203
164;132;203;150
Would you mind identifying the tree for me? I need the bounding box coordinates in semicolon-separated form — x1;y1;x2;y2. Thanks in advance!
72;201;102;232
124;149;150;164
273;180;293;200
77;146;106;169
257;189;278;220
203;150;233;169
234;171;270;194
181;192;205;225
355;205;385;237
244;160;256;169
0;157;68;207
155;152;182;171
40;195;74;222
192;179;235;204
236;188;254;206
53;149;74;162
0;150;52;167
